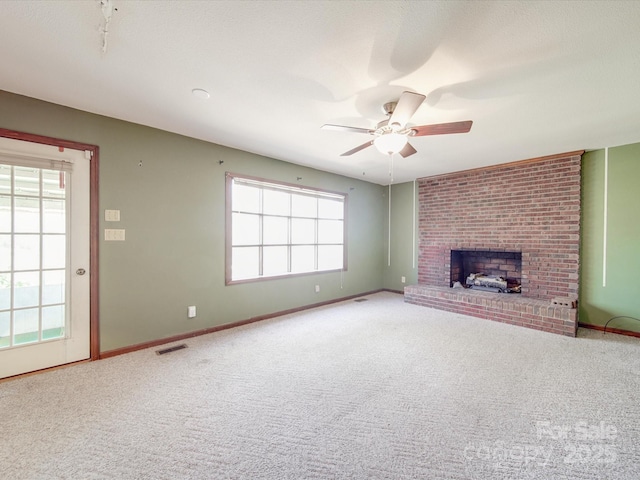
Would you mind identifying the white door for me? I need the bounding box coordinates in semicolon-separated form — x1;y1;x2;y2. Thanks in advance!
0;137;90;379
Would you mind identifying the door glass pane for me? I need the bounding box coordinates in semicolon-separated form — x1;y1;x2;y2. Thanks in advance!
0;195;10;232
0;311;9;349
42;305;65;340
14;271;39;309
291;245;314;273
291;218;315;244
42;270;65;305
291;194;317;217
14;234;39;271
263;246;288;276
263;216;288;245
263;190;290;216
0;273;10;310
318;198;343;219
318;219;343;244
42;170;65;199
43;235;65;269
14;196;40;233
232;247;259;280
43;199;65;233
318;245;343;270
14;167;40;197
232;184;260;213
0;235;10;271
13;308;39;345
0;165;10;195
232;213;260;246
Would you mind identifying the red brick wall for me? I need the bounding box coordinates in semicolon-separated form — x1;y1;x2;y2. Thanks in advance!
417;153;581;300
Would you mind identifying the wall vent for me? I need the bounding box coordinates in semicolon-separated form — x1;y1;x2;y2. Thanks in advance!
156;344;187;355
354;298;368;303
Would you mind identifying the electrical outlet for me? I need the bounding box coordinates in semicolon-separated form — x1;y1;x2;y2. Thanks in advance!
187;306;196;318
315;285;320;293
401;276;406;284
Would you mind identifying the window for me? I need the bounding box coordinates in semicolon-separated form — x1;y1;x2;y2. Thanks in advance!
226;173;347;284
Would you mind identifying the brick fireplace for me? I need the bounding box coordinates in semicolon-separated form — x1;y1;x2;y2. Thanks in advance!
404;152;582;336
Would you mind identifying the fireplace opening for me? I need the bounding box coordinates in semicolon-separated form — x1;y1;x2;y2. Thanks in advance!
450;250;522;294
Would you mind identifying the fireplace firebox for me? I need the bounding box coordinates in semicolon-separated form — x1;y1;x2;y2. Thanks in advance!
450;250;522;293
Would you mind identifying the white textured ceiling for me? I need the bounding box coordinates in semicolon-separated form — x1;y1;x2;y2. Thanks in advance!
2;1;640;184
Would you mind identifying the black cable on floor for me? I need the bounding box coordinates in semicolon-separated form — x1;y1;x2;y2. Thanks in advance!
603;316;640;334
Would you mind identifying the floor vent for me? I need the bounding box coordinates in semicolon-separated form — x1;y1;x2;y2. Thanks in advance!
354;298;368;303
156;344;187;355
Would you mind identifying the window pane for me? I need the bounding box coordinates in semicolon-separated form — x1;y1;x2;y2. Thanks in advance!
318;219;343;244
43;235;65;269
0;195;10;232
42;170;66;199
232;247;259;280
233;183;260;213
43;199;66;233
14;196;40;233
13;308;39;345
291;218;315;244
291;194;317;217
291;245;314;273
0;165;10;196
263;216;288;245
263;246;288;276
42;305;65;340
318;198;343;219
263;189;290;216
14;271;39;308
0;311;9;349
318;245;343;271
0;273;9;310
43;270;65;305
14;234;39;271
0;235;10;271
14;167;40;197
232;213;260;246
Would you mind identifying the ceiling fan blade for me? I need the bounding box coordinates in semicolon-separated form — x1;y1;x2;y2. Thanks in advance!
398;142;417;158
340;140;373;156
411;120;473;137
322;124;375;135
388;91;426;130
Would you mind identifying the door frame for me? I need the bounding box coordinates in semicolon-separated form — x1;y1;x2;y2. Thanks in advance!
0;128;100;361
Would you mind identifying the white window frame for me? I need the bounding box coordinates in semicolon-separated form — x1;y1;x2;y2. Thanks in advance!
225;173;348;285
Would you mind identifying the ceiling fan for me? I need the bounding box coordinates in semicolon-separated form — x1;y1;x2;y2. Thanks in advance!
322;91;473;158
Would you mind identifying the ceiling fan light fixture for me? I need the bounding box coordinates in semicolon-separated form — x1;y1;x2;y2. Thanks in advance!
374;133;408;155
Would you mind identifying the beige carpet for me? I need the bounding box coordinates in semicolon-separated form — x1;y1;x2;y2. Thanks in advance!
1;292;639;479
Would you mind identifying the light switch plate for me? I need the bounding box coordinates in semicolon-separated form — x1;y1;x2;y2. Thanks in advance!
104;229;126;241
105;209;120;222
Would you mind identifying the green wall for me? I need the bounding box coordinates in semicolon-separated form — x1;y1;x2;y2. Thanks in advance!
0;91;386;352
382;181;419;291
581;145;640;332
